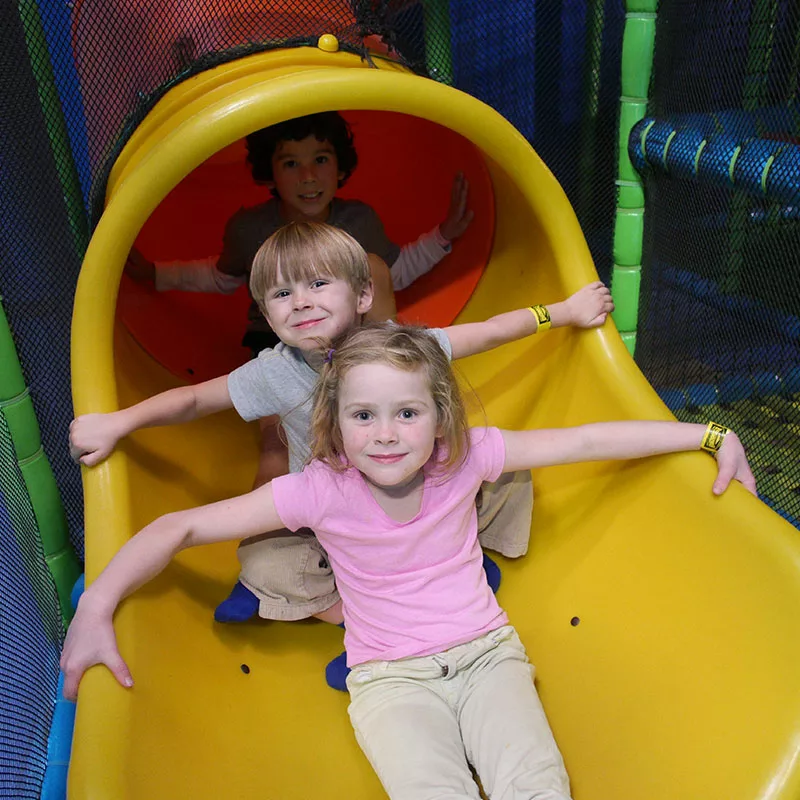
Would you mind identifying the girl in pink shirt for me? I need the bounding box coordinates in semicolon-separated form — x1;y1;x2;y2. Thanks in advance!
62;324;756;799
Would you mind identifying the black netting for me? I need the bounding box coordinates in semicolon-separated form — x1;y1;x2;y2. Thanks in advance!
636;0;800;526
0;411;63;800
0;2;85;558
448;2;624;284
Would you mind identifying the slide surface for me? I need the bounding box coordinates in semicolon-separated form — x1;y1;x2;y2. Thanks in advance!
70;49;800;799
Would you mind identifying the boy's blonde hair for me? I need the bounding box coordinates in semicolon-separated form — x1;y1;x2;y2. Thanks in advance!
310;323;470;473
250;221;372;318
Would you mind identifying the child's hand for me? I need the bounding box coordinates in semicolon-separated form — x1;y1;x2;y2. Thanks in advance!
61;600;133;701
69;413;125;466
712;432;758;496
125;247;155;284
439;173;474;242
564;281;614;328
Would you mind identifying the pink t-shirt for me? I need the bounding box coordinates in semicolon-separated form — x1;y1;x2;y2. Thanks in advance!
272;427;510;666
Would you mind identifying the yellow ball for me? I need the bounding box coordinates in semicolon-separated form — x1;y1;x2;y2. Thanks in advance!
318;34;339;53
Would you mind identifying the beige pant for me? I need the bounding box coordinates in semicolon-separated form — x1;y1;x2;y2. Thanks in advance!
346;626;571;800
238;471;534;620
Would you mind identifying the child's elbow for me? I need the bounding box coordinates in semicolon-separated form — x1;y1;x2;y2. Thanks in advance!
151;512;194;552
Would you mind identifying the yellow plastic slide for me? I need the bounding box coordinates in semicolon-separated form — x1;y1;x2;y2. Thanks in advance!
70;48;800;799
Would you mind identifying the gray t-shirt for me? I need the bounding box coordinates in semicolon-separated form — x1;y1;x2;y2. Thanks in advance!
227;328;452;472
217;198;402;334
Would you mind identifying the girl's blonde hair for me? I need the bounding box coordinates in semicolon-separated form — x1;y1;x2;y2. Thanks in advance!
250;221;371;318
310;323;470;473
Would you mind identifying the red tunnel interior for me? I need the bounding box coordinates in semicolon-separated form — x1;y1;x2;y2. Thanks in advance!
118;111;495;383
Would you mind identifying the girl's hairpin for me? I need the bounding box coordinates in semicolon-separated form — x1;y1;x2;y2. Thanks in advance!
324;348;335;364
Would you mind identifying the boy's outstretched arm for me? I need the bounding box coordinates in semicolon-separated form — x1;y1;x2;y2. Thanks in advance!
444;281;614;360
60;482;284;700
500;421;757;496
69;375;233;466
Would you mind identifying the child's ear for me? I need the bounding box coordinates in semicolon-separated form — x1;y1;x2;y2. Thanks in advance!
337;170;345;183
357;280;374;315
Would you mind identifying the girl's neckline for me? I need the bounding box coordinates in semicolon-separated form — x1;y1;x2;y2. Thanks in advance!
358;466;429;525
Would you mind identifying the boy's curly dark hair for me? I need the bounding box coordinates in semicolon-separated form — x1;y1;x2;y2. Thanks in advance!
245;112;358;196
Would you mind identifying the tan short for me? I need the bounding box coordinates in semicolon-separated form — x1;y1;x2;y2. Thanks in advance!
237;471;533;620
477;469;534;558
237;529;340;621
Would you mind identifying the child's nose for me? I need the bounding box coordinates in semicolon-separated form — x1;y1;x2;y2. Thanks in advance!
299;164;316;182
375;422;398;443
292;288;312;308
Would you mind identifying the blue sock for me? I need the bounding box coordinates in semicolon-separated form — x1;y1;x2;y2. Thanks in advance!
326;650;350;692
326;621;350;691
483;553;502;594
214;581;259;623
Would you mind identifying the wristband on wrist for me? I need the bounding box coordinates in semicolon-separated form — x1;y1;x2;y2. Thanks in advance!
527;304;551;332
700;421;730;455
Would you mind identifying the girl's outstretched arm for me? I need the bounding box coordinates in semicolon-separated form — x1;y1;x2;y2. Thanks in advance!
500;421;757;496
61;483;283;700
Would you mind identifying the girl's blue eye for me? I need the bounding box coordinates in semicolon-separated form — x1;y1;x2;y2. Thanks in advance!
273;289;290;299
311;279;328;289
355;411;372;422
399;409;417;420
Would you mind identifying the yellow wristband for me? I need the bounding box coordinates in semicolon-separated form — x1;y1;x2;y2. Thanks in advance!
700;421;729;455
528;304;551;332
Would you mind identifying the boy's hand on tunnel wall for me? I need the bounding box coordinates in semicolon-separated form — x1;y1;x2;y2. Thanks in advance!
125;246;155;284
69;413;125;466
564;281;614;328
439;172;474;243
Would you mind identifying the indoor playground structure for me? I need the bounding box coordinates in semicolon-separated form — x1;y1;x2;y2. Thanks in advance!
2;2;800;799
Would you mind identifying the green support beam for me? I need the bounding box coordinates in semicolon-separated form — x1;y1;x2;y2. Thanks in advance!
0;299;80;624
611;1;657;357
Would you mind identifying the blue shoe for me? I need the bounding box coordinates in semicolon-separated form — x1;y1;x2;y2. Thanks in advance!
214;581;259;623
325;650;350;692
483;553;502;594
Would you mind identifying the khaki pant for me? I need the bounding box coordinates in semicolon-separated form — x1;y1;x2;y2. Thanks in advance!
238;471;534;620
346;626;571;800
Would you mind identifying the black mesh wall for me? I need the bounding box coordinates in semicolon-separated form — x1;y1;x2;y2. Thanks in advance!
636;0;800;525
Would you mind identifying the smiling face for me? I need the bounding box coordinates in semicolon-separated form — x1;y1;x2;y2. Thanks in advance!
268;136;344;222
263;269;372;351
338;362;439;490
